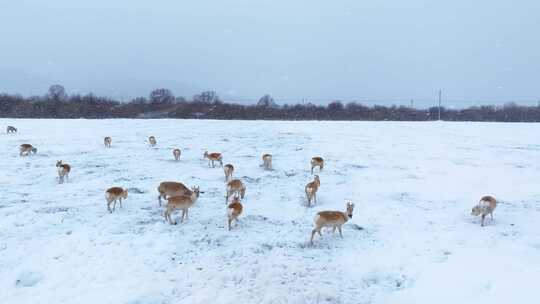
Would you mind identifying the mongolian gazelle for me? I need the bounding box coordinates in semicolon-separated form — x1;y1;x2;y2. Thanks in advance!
105;187;128;213
157;181;190;206
305;175;321;207
56;160;71;184
19;144;37;156
164;187;201;225
227;196;243;231
311;156;324;174
148;136;157;146
104;136;112;147
223;164;234;182
7;126;17;134
173;148;181;161
262;154;272;170
226;179;246;202
310;201;355;245
471;195;497;227
204;151;223;167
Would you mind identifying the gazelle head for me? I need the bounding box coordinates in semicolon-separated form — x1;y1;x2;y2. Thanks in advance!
203;150;208;158
314;175;320;183
121;188;129;199
346;201;355;219
56;160;62;167
192;186;201;198
31;147;37;154
471;205;482;216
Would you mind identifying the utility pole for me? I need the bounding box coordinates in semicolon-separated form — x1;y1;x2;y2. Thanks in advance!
438;89;442;121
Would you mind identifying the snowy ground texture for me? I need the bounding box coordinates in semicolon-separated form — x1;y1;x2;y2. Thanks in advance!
1;119;539;304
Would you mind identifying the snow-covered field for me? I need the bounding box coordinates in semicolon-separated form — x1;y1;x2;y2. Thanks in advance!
1;119;539;304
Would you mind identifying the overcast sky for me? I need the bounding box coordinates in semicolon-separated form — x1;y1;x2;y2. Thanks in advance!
1;0;539;105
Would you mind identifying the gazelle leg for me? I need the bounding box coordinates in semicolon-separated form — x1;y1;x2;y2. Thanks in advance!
338;226;343;238
310;229;318;244
332;226;336;234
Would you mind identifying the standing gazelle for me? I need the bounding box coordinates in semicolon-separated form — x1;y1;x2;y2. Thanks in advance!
104;136;112;147
310;201;355;245
262;154;272;170
19;144;37;156
305;175;321;207
148;136;157;146
223;164;234;182
105;187;128;213
311;156;324;174
157;181;190;206
173;148;181;161
471;195;497;227
204;151;223;167
164;187;201;224
226;179;246;202
227;196;243;231
56;160;71;184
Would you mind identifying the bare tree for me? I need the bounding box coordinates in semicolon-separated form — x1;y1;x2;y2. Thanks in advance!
149;88;175;105
257;94;278;108
193;91;219;103
47;84;67;101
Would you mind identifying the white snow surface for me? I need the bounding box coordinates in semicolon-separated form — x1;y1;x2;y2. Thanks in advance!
1;119;539;304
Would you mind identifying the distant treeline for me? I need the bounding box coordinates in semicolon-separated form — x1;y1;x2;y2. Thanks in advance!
1;85;540;122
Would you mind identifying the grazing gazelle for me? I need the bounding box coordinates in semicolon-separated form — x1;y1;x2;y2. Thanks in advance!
227;196;243;231
56;160;71;184
173;148;181;161
204;151;223;167
262;154;272;170
105;187;128;213
305;175;321;207
471;195;497;227
223;164;234;182
226;179;246;202
310;201;355;245
157;181;190;206
7;126;17;134
104;136;112;147
19;144;37;156
311;156;324;174
148;136;157;146
164;187;201;224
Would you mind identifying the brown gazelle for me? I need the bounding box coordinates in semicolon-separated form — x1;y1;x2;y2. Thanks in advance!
262;154;272;170
223;164;234;182
204;151;223;167
7;126;17;133
471;195;497;227
56;160;71;184
157;181;190;206
226;179;246;202
227;196;243;231
173;148;181;161
310;201;355;245
164;187;201;224
305;175;321;206
19;144;37;156
311;156;324;174
104;136;112;147
148;136;157;146
105;187;128;213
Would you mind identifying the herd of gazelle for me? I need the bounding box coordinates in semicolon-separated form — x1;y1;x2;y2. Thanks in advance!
10;128;498;244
